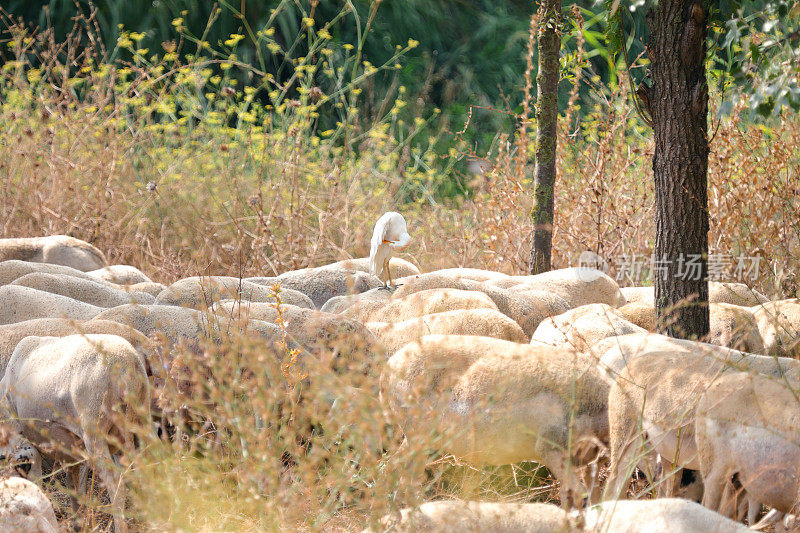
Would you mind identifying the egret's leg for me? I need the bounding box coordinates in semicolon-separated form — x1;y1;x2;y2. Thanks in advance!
386;257;393;287
377;257;392;290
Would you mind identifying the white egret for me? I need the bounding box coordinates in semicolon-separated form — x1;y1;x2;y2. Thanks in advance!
369;212;411;288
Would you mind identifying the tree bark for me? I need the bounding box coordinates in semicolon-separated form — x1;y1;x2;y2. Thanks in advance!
649;1;710;339
529;0;561;274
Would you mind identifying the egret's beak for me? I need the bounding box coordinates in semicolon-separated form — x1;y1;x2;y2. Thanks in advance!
384;239;409;250
388;233;411;251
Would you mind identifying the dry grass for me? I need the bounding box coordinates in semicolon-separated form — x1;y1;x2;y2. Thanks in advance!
0;6;798;532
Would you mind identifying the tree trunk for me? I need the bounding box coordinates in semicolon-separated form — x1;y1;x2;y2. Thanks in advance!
648;1;710;339
529;0;561;274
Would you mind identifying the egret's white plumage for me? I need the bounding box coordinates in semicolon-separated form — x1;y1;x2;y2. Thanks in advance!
369;212;411;286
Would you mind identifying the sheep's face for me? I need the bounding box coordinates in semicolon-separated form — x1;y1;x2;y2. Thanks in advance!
0;436;42;479
675;468;704;502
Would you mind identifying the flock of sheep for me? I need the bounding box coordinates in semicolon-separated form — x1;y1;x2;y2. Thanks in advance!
0;234;798;532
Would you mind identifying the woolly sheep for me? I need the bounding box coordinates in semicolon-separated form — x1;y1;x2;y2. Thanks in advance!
208;315;294;355
696;371;800;522
619;287;653;306
366;498;750;533
392;272;569;337
329;256;420;278
615;302;764;353
485;268;626;309
588;332;796;381
86;264;152;285
381;335;609;506
582;499;751;533
125;281;167;297
412;267;509;282
324;290;396;319
604;350;800;501
0;235;106;272
752;299;800;357
320;286;393;314
94;303;286;358
11;272;154;307
155;276;313;309
213;301;375;359
248;267;382;308
0;433;42;480
0;476;58;533
368;309;528;355
1;334;149;532
619;282;768;309
707;303;764;353
531;304;646;351
0;285;102;325
364;500;571;533
0;318;151;375
0;260;154;295
0;259;97;286
92;303;207;342
616;302;656;331
711;282;769;307
343;288;498;323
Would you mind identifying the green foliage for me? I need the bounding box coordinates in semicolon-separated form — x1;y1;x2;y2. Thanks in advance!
603;0;624;61
0;1;650;149
709;0;800;117
2;0;796;165
1;1;533;134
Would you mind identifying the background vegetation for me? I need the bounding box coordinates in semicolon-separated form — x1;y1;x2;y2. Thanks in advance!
1;0;797;291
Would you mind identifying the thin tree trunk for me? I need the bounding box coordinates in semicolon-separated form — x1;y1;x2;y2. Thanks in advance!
529;0;561;274
648;1;710;339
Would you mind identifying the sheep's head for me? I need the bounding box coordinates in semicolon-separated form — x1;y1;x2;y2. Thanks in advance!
0;426;42;479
